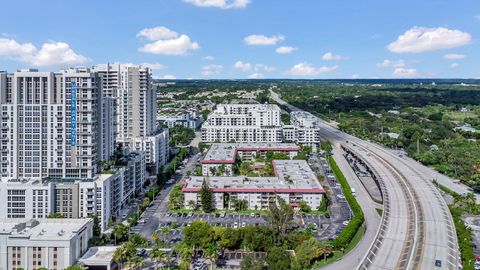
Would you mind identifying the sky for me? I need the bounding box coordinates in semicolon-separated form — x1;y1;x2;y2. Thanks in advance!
0;0;479;79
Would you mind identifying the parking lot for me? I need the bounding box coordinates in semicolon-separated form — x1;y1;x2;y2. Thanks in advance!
131;152;352;250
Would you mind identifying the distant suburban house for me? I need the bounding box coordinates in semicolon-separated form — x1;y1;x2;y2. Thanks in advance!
454;124;477;133
385;132;400;139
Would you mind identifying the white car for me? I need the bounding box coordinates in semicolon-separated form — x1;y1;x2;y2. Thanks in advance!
250;213;255;218
342;220;350;226
241;222;246;228
233;222;238;228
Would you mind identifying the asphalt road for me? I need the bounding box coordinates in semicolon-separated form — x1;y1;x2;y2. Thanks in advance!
270;89;461;270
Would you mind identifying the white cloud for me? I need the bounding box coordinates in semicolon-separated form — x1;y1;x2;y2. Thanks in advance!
139;35;199;56
233;61;252;72
0;38;36;56
393;67;418;78
138;27;199;56
139;62;167;70
234;62;275;73
443;53;466;60
248;73;264;79
475;15;480;21
287;62;338;76
450;63;459;68
275;46;297;54
154;74;176;80
203;55;215;60
351;74;360;79
388;26;471;53
183;0;250;9
202;64;223;76
377;59;406;68
0;38;89;67
322;52;347;61
136;26;179;41
244;34;285;46
255;64;275;72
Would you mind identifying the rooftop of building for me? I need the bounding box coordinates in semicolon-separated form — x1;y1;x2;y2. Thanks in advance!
0;218;92;241
185;159;323;193
79;246;118;266
201;143;301;164
210;103;281;114
291;111;318;120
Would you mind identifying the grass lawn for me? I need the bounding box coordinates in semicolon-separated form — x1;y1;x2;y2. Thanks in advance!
313;222;366;268
443;111;477;122
375;208;383;216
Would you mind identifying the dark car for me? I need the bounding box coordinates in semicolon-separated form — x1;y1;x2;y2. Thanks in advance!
325;213;330;219
137;249;147;257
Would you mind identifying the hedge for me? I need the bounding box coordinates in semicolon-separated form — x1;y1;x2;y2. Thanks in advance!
328;156;365;249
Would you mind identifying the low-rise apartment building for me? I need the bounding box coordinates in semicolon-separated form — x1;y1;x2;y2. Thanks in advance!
201;143;300;176
183;160;324;210
0;218;93;270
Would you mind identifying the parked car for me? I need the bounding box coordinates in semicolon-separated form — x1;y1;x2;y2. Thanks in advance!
137;249;147;257
233;222;238;228
241;222;246;228
193;263;207;270
250;213;255;218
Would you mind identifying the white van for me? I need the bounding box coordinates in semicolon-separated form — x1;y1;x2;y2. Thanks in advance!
351;188;356;196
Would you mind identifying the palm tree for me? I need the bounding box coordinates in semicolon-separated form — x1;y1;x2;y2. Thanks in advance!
204;243;219;270
321;241;333;262
151;231;159;245
150;246;165;269
113;245;127;269
176;243;194;270
112;223;129;245
160;227;170;242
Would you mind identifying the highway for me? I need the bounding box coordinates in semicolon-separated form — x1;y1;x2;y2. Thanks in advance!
270;90;461;270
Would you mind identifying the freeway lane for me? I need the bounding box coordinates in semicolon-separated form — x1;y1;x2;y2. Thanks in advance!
270;90;460;270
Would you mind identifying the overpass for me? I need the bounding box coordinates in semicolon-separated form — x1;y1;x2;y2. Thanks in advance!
270;90;460;270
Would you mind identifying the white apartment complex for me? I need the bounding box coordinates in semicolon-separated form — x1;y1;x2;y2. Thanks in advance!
0;180;54;219
284;111;321;150
201;104;283;143
0;218;93;270
157;110;203;130
92;63;168;171
0;68;115;181
0;152;145;232
92;63;156;140
201;104;321;149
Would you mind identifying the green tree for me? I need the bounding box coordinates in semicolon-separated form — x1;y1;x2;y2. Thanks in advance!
112;223;129;244
150;245;165;269
184;221;214;249
128;233;148;248
298;200;311;213
113;241;138;270
204;242;219;270
265;196;295;243
200;180;215;213
47;212;64;218
168;184;185;210
65;265;87;270
240;254;265;270
265;247;291;270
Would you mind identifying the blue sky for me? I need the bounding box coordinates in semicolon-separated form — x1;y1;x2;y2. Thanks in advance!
0;0;479;79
